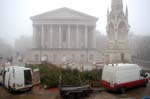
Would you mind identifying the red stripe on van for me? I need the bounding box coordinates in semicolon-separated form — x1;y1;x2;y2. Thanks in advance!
101;80;117;91
101;79;148;91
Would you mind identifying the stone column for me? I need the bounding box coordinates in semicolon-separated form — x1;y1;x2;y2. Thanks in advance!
68;25;70;48
115;31;118;40
59;25;62;48
76;25;79;48
47;25;50;48
85;26;88;48
33;25;36;48
50;24;53;48
93;27;96;48
41;25;45;48
36;26;40;48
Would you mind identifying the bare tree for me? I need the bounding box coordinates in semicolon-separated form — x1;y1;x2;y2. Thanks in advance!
14;35;32;61
129;34;150;66
0;38;15;64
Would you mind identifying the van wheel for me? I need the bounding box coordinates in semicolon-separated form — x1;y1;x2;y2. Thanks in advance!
9;87;14;94
143;83;147;87
143;81;148;87
68;93;75;99
28;87;32;91
120;88;125;94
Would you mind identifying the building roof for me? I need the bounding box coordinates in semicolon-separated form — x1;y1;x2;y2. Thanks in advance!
106;63;140;70
31;7;98;21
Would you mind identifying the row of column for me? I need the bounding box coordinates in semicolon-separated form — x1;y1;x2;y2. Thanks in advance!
33;24;96;49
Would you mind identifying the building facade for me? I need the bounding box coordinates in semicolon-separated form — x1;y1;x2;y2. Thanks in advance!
24;7;98;64
105;0;131;63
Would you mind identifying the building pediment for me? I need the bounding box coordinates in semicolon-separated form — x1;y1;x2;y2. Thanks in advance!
31;7;98;21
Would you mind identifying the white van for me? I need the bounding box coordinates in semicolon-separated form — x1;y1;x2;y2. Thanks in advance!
0;66;4;84
3;66;33;93
101;63;149;93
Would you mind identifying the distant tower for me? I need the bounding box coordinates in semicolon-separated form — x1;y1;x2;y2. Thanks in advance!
105;0;131;63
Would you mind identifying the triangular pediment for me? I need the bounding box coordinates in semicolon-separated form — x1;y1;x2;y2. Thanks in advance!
31;7;98;21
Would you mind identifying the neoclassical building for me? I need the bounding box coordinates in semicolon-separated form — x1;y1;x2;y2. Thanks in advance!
24;7;98;64
105;0;131;63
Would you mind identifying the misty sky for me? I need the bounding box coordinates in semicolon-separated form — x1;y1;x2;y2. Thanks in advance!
0;0;150;45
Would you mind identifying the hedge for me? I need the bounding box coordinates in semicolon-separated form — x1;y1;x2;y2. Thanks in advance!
26;63;102;88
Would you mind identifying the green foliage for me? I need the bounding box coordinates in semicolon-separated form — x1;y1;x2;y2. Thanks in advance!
26;63;102;88
80;69;102;87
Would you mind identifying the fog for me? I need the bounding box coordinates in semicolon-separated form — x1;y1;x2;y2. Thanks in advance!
0;0;150;45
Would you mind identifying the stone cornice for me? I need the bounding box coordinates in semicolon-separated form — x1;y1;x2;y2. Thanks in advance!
31;7;98;22
30;48;97;51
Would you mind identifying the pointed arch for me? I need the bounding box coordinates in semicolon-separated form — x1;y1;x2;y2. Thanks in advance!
118;21;126;29
109;22;114;29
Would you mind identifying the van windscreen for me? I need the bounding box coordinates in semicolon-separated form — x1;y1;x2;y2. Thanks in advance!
24;70;32;85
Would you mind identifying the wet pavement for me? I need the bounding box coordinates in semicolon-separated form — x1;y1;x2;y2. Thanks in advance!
0;85;59;99
0;83;150;99
86;83;150;99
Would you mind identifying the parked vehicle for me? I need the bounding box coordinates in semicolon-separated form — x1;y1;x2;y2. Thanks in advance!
101;63;149;93
2;66;33;93
0;66;4;84
59;84;93;99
